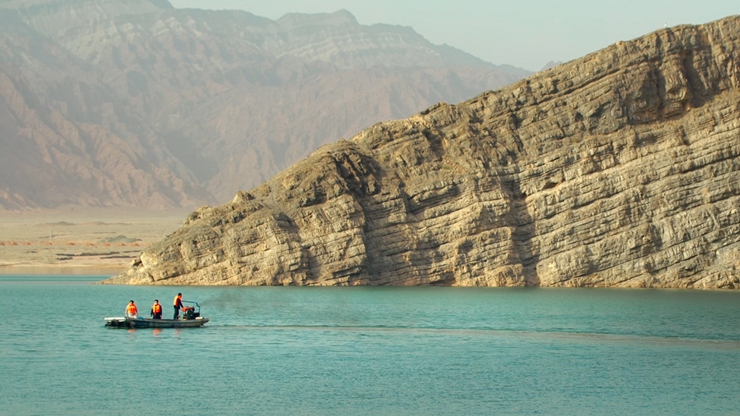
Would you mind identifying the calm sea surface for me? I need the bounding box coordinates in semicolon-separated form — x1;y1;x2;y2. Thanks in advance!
1;275;739;416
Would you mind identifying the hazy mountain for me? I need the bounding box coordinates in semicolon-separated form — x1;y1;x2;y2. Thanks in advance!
540;60;563;71
0;0;531;209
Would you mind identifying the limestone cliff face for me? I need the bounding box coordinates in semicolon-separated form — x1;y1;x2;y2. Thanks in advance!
108;16;740;288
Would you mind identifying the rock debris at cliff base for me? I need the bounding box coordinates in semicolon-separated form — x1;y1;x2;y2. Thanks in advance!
107;15;740;288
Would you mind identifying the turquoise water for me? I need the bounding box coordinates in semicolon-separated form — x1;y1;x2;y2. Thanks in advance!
1;276;739;415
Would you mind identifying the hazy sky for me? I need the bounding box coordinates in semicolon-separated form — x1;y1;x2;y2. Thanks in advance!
168;0;738;71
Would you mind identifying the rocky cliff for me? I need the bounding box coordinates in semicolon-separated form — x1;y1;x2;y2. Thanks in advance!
107;16;740;288
0;0;529;209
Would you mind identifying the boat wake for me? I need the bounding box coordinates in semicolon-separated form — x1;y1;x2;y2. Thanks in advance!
208;324;740;349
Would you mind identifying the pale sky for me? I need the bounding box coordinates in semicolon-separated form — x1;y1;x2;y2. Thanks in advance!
168;0;738;71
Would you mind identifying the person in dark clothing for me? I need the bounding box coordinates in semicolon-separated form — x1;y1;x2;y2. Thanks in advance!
173;293;183;320
151;299;162;319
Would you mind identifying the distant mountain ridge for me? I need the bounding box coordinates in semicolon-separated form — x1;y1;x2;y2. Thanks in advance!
0;0;530;209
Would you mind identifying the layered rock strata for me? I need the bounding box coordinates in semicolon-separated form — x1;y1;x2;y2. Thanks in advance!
108;16;740;288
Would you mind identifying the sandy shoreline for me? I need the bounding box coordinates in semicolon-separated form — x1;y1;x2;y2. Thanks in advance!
0;208;188;276
0;265;124;276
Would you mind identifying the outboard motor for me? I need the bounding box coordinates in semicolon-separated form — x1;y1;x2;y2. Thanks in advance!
181;301;202;319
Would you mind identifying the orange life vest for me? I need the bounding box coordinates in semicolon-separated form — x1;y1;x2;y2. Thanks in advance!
152;303;162;314
126;303;138;315
174;295;182;307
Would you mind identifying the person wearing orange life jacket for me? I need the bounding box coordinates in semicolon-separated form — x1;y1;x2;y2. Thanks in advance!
125;300;138;318
173;293;183;320
151;299;162;319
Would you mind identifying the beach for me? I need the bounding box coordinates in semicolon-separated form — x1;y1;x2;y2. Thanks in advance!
0;208;189;275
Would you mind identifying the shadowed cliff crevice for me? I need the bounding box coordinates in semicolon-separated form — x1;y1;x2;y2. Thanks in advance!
506;179;540;286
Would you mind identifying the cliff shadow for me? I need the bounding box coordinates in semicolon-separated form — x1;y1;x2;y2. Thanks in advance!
507;179;540;286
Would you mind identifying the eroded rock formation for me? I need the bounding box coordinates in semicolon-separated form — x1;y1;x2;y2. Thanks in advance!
107;16;740;288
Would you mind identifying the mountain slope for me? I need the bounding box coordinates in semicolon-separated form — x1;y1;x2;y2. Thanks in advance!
108;15;740;289
0;10;211;209
0;0;530;208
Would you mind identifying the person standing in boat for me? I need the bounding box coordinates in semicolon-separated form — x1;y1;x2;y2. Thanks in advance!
173;293;184;320
125;300;138;319
151;299;162;319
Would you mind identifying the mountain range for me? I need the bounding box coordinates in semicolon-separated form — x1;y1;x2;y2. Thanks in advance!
0;0;530;209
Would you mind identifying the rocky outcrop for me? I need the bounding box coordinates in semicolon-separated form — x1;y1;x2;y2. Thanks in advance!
107;16;740;288
0;1;529;209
